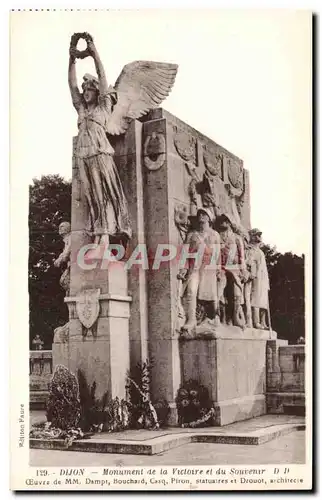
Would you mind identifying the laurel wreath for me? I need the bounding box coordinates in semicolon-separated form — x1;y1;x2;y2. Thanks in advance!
70;32;93;60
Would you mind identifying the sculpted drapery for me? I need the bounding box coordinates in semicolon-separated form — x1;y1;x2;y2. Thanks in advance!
68;32;178;247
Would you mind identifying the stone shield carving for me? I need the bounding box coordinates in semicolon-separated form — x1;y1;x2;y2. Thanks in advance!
203;148;222;177
227;158;243;189
76;289;100;329
173;128;196;164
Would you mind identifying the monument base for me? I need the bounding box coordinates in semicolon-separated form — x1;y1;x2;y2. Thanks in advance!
213;394;266;426
52;264;132;402
179;324;276;426
52;322;69;369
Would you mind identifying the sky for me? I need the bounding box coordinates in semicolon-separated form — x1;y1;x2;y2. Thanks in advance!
10;9;311;255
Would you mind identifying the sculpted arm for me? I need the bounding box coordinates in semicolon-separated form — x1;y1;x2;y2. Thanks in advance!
54;235;71;268
87;39;108;95
177;232;194;280
61;235;72;263
68;50;82;110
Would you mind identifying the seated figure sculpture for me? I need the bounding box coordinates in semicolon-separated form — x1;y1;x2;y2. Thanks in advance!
177;207;221;337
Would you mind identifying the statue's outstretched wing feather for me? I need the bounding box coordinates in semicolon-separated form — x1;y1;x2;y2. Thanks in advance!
107;61;178;135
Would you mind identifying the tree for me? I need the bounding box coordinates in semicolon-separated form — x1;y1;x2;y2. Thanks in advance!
29;176;305;347
29;175;71;349
262;244;305;344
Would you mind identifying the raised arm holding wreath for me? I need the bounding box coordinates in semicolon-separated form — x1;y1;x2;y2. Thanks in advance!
68;32;178;252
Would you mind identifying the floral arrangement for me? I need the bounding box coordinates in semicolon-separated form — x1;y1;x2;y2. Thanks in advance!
77;369;130;433
126;359;170;429
46;365;81;430
30;361;169;445
176;379;215;428
30;365;87;447
29;422;88;448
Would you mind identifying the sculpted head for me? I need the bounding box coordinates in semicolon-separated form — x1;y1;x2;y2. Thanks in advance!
59;222;71;237
249;228;262;244
216;214;233;233
197;208;214;227
82;74;99;105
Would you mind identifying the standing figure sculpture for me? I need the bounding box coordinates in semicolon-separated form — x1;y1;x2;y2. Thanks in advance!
54;221;72;295
216;214;247;328
177;208;221;336
244;228;270;329
68;32;178;251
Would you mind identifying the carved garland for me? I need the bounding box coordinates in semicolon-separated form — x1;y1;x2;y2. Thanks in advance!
143;133;166;171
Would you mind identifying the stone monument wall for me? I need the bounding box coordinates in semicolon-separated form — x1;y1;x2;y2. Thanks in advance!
114;109;253;422
53;107;274;426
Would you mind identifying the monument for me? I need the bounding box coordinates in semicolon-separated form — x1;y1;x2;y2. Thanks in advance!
53;31;278;426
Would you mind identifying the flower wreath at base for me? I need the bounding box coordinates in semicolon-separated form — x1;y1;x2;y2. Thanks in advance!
176;379;215;428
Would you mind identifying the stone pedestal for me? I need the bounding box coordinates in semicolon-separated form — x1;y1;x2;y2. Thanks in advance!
52;108;272;426
29;350;53;409
52;130;132;400
266;342;305;415
53;264;131;401
179;326;277;425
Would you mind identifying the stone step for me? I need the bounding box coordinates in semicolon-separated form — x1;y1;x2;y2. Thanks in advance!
30;391;49;411
30;419;305;456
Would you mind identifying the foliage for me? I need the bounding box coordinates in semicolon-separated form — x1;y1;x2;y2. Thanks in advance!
126;359;169;429
29;175;71;349
176;379;214;428
46;365;81;430
104;397;130;432
77;369;109;432
261;244;305;343
33;362;167;442
29;421;88;448
77;370;131;432
28;175;305;347
152;399;170;428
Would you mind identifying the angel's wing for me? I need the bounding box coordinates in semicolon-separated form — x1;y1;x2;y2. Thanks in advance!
106;61;178;135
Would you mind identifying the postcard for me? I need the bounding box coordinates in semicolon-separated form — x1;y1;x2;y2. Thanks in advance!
9;8;312;491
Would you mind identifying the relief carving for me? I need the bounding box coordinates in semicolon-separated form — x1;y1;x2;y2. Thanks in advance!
54;222;71;295
143;132;166;171
173;127;197;164
76;288;101;338
203;147;223;178
227;157;243;190
174;203;190;242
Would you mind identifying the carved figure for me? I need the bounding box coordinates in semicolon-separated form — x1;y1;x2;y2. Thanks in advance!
177;208;221;336
201;151;247;237
216;214;248;328
53;323;69;344
68;32;178;252
31;334;44;351
244;228;270;329
54;222;71;294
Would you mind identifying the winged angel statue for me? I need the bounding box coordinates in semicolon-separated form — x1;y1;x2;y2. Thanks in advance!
68;32;178;249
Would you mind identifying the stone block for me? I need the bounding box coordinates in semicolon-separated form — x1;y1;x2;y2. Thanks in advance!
179;326;270;425
280;372;304;392
67;323;129;401
266;392;305;415
214;395;266;426
279;354;296;372
30;391;49;411
266;372;281;392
